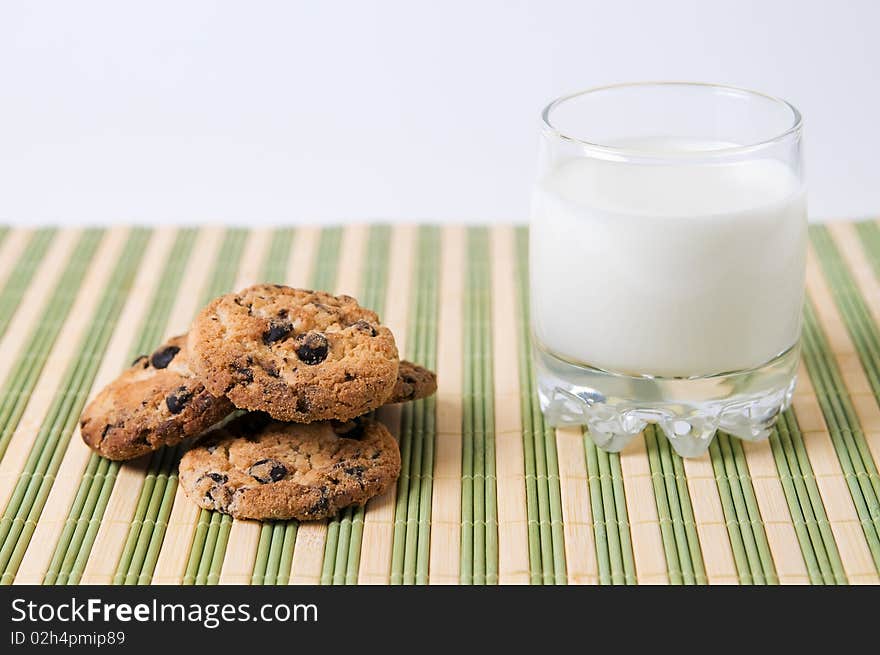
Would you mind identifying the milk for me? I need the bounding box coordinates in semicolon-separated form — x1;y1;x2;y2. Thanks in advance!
530;137;807;378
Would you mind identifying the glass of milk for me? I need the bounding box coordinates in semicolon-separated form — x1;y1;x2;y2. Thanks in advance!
530;83;806;457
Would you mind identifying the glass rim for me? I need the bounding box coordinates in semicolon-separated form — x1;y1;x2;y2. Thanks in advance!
541;81;803;159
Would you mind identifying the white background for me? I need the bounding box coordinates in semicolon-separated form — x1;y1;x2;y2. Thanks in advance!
0;0;876;225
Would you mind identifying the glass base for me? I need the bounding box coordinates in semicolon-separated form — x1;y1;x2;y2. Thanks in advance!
534;344;799;458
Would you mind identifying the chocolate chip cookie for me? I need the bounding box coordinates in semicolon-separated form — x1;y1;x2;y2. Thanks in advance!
179;413;401;521
188;285;400;422
386;360;437;404
80;335;235;461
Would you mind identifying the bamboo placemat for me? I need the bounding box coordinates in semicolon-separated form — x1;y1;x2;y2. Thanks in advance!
1;221;880;585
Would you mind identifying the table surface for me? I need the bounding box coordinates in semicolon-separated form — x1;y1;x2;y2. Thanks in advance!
1;222;879;585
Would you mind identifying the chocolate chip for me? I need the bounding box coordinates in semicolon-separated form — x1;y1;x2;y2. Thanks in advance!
231;363;254;384
265;363;280;378
402;375;418;399
233;297;255;316
352;320;377;336
295;395;311;414
295;332;329;365
277;309;288;318
165;388;192;414
262;318;294;344
309;488;330;515
131;355;148;367
206;484;233;508
236;411;272;435
133;429;150;446
343;465;365;479
332;420;364;440
150;345;180;369
248;458;288;483
198;471;227;504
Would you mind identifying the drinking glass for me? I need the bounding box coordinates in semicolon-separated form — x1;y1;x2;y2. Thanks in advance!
530;82;806;457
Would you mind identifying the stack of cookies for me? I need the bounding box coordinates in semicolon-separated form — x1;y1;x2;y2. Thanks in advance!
79;284;436;521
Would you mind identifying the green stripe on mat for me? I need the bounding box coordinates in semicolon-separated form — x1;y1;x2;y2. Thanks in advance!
246;227;301;586
319;225;392;585
0;228;56;342
390;225;440;585
854;221;880;280
460;227;498;584
194;228;289;585
514;227;566;584
708;435;777;584
770;410;846;584
0;230;104;463
172;229;251;585
802;301;880;570
261;228;296;285
644;426;706;584
252;522;296;585
0;228;151;583
583;435;636;584
251;227;339;586
43;228;199;585
310;226;343;292
249;227;300;586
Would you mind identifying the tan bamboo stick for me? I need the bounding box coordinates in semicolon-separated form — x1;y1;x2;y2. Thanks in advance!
150;488;201;585
14;227;178;584
0;230;81;395
426;225;465;584
681;455;738;584
216;228;277;584
618;438;669;584
93;227;226;584
0;228;34;288
0;228;129;512
333;224;370;298
358;224;416;584
283;226;319;288
740;439;810;583
289;224;368;584
488;226;529;584
555;426;598;584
